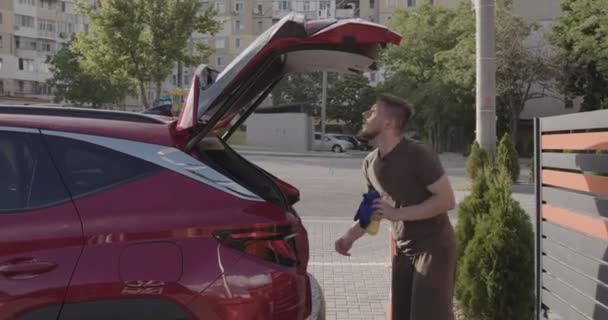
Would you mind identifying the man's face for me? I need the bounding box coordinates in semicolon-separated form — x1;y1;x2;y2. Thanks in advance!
359;103;386;141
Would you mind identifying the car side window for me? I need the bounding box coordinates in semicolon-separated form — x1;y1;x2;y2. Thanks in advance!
0;131;70;212
44;135;161;198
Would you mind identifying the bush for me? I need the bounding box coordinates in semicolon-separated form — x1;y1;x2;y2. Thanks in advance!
455;170;490;266
456;168;535;320
466;141;489;180
496;133;520;183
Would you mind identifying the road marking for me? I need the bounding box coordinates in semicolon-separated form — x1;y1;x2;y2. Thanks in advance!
308;261;391;267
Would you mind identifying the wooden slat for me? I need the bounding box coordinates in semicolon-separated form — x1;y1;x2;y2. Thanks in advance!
543;255;608;307
542;273;608;319
541;289;591;320
542;170;608;196
543;222;608;264
543;187;608;219
541;110;608;132
542;132;608;151
542;152;608;173
542;204;608;240
543;239;608;286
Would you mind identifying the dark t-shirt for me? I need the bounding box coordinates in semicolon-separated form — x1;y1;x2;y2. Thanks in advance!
363;138;454;254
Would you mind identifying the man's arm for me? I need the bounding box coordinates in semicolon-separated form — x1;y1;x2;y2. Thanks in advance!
374;174;455;221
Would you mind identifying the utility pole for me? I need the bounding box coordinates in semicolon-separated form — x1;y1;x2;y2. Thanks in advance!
475;0;497;157
321;71;328;136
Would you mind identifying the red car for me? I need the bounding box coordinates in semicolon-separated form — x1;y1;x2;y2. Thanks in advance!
0;14;400;320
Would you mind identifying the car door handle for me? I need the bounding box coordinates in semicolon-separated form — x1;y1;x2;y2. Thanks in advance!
0;258;57;280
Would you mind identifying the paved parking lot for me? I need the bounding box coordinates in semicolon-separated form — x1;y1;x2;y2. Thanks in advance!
245;152;534;320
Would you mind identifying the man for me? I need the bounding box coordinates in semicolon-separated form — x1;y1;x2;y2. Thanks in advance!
335;95;456;320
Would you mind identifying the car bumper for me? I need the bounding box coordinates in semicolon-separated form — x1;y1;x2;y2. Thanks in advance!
307;273;325;320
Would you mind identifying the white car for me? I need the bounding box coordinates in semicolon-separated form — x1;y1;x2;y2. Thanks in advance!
313;132;353;153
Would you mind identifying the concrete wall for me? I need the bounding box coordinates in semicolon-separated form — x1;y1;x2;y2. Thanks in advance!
246;113;312;152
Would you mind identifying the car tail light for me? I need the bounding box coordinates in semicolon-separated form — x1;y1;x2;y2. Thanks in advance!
213;224;299;267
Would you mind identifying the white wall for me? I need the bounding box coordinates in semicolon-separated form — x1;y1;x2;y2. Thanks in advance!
246;113;312;151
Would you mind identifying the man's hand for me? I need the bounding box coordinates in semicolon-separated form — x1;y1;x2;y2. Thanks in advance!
335;236;354;256
373;199;401;221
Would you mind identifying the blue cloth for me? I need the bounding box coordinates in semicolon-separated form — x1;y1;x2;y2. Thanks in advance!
354;191;380;229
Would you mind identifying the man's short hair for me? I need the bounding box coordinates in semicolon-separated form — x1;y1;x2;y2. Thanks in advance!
377;94;415;132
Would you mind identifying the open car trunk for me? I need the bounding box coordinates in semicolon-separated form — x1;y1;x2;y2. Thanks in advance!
175;13;401;208
192;133;291;210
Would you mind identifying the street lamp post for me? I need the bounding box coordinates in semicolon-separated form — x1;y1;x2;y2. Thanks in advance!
475;0;497;157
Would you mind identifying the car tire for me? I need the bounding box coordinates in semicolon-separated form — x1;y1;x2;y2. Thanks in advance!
332;145;343;153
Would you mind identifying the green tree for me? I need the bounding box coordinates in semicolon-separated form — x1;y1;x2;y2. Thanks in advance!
457;168;535;320
381;3;475;151
495;1;555;142
496;133;520;183
47;40;132;108
327;74;376;133
439;0;554;143
73;0;219;109
551;0;608;111
271;72;324;108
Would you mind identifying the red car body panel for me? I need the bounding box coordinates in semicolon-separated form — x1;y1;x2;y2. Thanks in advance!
0;202;83;319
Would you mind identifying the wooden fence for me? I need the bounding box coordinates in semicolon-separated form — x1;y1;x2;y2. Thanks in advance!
535;110;608;320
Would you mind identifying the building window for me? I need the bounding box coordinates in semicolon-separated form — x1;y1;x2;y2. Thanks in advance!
387;0;396;8
255;3;263;15
172;75;177;85
320;1;330;10
215;38;225;48
407;0;416;7
279;1;290;10
39;19;56;33
234;1;244;13
303;1;310;11
16;15;35;28
216;56;224;67
19;59;35;72
62;1;67;12
39;0;52;8
370;0;375;9
235;20;243;30
0;35;2;48
429;0;434;4
18;0;36;6
18;81;24;92
257;20;264;33
235;38;241;48
0;12;3;24
215;2;225;14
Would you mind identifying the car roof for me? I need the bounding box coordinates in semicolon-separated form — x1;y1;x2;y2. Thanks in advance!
0;105;175;146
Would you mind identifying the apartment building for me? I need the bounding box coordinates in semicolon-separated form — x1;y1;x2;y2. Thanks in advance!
0;0;88;105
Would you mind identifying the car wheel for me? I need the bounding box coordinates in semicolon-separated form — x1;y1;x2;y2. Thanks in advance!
332;145;343;153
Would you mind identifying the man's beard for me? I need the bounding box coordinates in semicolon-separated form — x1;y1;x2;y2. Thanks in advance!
357;125;381;143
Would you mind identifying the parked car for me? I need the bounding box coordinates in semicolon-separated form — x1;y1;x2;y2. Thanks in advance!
313;133;353;153
0;13;399;320
327;133;365;151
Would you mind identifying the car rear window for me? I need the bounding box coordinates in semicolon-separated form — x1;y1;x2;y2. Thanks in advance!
44;136;162;198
